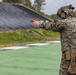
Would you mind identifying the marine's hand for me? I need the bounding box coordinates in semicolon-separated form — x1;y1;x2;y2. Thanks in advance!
31;20;41;27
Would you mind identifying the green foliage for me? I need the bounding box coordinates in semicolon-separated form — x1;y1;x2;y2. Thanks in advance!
33;0;46;11
0;29;59;47
24;0;31;7
50;14;59;20
3;0;22;3
3;0;32;4
43;30;59;37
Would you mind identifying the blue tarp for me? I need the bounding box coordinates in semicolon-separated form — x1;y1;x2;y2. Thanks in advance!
0;3;51;31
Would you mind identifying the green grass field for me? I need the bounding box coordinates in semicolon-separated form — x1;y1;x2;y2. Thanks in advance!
0;43;61;75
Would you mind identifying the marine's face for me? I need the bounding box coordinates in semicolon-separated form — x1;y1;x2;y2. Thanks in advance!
60;12;66;19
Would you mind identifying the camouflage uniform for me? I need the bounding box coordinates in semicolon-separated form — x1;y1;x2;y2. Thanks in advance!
56;17;76;75
39;5;76;75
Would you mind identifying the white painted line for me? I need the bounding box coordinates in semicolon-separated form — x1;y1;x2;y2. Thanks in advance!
0;46;29;50
0;41;60;51
26;43;49;47
46;41;60;44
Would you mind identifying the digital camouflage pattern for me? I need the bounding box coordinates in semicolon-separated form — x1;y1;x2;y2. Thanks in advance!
39;5;76;75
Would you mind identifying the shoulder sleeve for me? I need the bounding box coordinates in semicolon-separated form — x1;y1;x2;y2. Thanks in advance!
51;20;67;32
39;20;67;32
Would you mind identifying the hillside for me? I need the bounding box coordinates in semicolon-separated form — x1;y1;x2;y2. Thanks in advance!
0;2;58;47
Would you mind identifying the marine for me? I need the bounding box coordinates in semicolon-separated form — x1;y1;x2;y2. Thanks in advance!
31;5;76;75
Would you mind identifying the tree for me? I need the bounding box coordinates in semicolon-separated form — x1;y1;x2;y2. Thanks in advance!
33;0;46;11
3;0;11;2
3;0;31;6
22;0;31;7
3;0;22;3
50;14;59;20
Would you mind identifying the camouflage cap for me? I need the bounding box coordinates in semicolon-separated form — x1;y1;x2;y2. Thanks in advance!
57;4;75;19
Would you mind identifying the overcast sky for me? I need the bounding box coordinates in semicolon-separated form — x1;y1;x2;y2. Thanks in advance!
0;0;76;15
31;0;76;15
